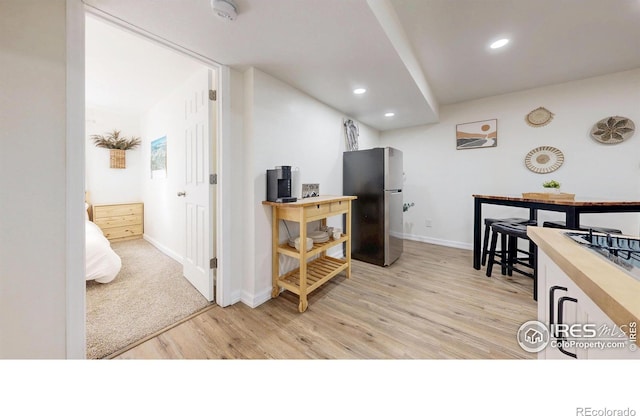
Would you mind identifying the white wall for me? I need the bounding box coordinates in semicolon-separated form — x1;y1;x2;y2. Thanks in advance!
381;69;640;248
0;0;84;358
85;107;143;204
242;68;379;307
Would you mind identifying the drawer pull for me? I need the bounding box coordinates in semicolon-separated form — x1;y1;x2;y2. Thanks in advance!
549;285;567;337
557;296;578;359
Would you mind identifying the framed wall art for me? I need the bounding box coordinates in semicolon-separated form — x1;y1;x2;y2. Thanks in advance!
150;136;167;179
302;183;319;198
456;119;497;150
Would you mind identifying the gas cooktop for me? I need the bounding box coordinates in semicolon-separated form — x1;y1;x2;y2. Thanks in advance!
565;230;640;281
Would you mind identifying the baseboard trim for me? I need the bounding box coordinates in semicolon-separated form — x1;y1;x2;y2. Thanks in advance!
402;233;472;251
242;287;272;308
228;290;243;305
143;234;183;263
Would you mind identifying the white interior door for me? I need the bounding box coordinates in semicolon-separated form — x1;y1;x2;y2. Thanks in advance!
182;69;215;301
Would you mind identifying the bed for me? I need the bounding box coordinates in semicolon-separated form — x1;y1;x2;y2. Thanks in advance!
85;202;121;283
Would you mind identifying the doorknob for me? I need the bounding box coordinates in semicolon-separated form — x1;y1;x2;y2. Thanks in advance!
177;191;187;197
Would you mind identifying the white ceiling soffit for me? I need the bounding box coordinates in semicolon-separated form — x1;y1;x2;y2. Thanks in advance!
83;0;438;131
390;0;640;105
367;0;439;120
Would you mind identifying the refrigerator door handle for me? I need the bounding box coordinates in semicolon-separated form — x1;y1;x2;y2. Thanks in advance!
385;190;404;265
384;147;404;191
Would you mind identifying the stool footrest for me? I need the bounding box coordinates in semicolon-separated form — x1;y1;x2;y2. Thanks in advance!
485;222;538;301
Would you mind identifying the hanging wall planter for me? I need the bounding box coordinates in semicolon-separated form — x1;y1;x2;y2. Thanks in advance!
90;130;141;169
109;149;126;169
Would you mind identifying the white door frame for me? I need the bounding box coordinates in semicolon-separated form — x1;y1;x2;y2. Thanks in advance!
68;3;234;357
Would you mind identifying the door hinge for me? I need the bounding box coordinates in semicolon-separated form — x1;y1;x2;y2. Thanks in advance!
210;173;217;184
210;257;218;269
209;89;217;101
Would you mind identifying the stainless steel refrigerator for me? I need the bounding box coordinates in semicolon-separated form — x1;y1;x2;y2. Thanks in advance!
343;147;403;266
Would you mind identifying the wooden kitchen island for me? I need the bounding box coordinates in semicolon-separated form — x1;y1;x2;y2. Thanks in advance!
529;226;640;358
263;195;356;312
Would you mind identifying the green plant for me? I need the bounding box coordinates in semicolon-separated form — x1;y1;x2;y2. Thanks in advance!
542;180;561;189
90;130;141;150
403;202;415;212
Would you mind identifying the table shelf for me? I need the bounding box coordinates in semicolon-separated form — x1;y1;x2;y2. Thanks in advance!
277;256;348;295
277;235;347;259
263;195;356;312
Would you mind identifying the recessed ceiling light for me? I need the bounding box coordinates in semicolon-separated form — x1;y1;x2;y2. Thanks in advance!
490;38;509;49
353;88;366;95
385;112;395;117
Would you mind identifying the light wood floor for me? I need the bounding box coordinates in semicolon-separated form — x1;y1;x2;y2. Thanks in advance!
115;240;537;359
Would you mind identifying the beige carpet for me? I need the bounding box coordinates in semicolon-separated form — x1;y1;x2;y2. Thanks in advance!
86;239;212;359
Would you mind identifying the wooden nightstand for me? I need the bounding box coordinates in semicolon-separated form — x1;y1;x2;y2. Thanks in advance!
92;202;144;242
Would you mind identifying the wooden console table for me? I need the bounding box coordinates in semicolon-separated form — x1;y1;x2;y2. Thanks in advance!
262;195;357;312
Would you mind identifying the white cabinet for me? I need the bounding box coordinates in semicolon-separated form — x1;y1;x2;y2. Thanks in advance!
537;251;638;359
581;297;638;359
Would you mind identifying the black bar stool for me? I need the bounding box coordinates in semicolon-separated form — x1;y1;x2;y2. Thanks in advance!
481;217;531;266
542;221;622;234
486;221;537;301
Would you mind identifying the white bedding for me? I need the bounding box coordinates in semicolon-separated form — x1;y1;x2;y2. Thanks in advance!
86;219;121;283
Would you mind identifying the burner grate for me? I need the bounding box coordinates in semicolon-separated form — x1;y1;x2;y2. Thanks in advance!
565;230;640;281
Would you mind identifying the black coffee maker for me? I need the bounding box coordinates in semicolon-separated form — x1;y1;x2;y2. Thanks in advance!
266;165;297;203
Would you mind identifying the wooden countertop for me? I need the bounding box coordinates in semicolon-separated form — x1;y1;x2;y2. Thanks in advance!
528;227;640;342
262;195;357;207
474;194;640;206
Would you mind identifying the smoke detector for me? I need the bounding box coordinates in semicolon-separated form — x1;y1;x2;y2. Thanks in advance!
211;0;237;21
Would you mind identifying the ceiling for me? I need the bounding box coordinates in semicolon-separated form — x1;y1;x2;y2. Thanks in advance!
85;15;204;115
84;0;640;131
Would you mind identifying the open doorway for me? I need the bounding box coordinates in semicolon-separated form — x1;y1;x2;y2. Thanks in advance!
84;14;217;358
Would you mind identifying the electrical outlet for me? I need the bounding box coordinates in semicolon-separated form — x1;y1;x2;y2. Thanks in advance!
425;219;432;227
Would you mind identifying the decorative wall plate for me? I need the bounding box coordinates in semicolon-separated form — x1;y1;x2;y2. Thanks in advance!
525;107;554;127
524;146;564;174
590;116;635;144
